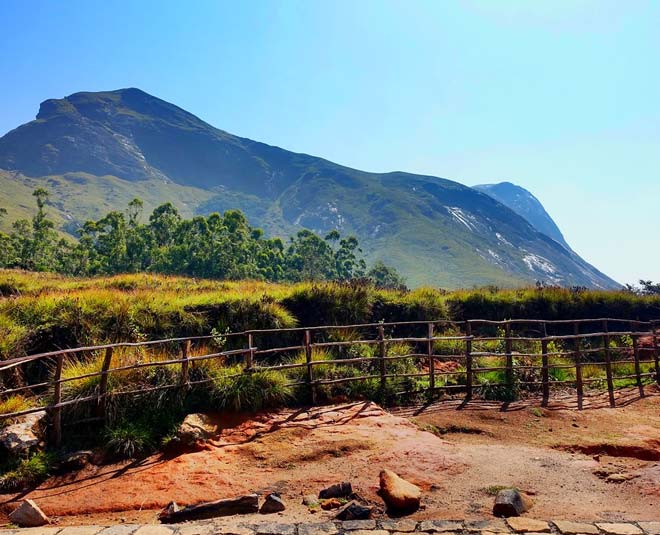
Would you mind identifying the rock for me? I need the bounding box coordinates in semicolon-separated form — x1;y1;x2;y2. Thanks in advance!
0;411;46;459
159;494;259;523
418;520;463;532
252;522;296;535
174;413;219;448
595;523;643;535
606;473;636;483
302;495;319;507
492;488;532;517
340;520;376;530
260;493;286;514
335;501;373;520
380;519;419;532
378;469;421;514
553;521;600;535
8;499;50;527
318;481;352;499
320;498;342;510
56;450;94;472
506;518;549;533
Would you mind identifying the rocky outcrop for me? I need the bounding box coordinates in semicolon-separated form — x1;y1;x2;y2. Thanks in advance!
172;413;219;449
378;469;421;514
0;411;46;460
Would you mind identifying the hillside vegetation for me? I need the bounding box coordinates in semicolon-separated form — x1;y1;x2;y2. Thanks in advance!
0;270;658;361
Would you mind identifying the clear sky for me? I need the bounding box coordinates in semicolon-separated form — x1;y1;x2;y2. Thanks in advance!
1;0;658;285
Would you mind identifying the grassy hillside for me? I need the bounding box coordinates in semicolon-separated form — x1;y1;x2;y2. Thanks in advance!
0;270;656;361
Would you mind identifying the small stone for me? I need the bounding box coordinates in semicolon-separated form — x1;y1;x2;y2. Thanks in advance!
174;413;219;448
493;489;532;517
319;482;352;499
336;502;373;521
8;500;50;528
98;526;141;535
252;523;296;535
639;523;660;535
380;520;418;532
341;520;376;530
553;521;599;535
303;495;319;507
418;521;463;532
379;469;421;514
596;524;643;535
606;473;636;483
57;450;94;471
506;518;550;533
298;523;339;535
260;493;286;514
346;531;388;535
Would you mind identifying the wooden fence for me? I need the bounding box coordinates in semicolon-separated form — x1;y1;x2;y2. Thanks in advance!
0;318;658;445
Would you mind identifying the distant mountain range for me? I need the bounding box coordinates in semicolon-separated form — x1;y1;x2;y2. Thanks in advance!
0;88;618;288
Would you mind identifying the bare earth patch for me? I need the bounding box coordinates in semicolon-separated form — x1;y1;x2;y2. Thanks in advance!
1;386;659;526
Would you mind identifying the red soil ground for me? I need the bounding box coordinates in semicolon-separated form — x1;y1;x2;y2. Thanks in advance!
2;386;659;526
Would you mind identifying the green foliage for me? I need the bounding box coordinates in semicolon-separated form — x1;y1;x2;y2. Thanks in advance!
212;365;293;411
0;451;56;491
104;421;156;459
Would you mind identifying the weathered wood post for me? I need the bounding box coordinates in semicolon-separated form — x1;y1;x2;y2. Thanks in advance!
304;329;315;404
378;324;387;392
631;321;644;397
180;340;191;386
465;321;473;401
573;322;583;410
97;347;114;417
652;320;660;387
602;320;615;407
427;322;435;396
504;322;514;397
52;353;64;447
245;334;254;371
541;322;549;407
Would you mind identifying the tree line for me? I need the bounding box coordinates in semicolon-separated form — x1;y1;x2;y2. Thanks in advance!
0;188;406;288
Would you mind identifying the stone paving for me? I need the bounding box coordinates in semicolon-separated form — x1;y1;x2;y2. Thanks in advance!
2;520;660;535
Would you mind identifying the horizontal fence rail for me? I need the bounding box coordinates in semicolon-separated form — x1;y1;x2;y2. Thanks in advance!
0;318;658;445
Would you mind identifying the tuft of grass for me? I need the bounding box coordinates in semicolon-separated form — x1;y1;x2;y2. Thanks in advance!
0;451;56;491
104;421;156;459
212;365;292;411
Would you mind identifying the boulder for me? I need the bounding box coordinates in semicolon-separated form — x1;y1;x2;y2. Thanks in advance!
159;494;259;523
55;450;94;472
260;493;286;514
319;481;352;499
378;469;421;514
0;411;46;459
335;501;373;520
170;413;219;450
493;488;533;517
8;499;50;527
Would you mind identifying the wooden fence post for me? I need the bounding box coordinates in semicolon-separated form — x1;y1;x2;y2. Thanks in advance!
602;320;615;408
541;322;549;407
97;347;114;417
574;322;583;410
245;334;254;371
179;340;192;387
631;321;644;398
652;320;660;387
378;324;387;391
504;322;514;396
427;322;435;396
305;330;315;404
52;354;64;447
465;321;473;401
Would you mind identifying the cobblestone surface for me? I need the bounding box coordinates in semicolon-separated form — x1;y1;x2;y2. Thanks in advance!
3;520;660;535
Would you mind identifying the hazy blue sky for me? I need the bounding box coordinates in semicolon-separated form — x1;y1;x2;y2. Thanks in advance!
1;0;658;284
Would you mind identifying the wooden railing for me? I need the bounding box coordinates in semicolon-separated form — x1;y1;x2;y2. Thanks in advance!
1;318;659;445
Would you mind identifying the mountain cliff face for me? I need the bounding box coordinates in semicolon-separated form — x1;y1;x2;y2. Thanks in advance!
474;182;569;249
0;88;619;288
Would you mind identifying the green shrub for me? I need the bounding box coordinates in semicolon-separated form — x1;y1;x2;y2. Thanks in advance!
0;451;55;491
104;421;156;458
212;365;292;411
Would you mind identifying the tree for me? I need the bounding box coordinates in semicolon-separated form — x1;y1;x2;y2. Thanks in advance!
367;261;407;290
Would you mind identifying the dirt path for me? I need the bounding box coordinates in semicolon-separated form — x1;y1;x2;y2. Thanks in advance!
2;387;659;526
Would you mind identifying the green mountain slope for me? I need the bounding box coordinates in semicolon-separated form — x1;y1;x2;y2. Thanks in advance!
0;88;619;289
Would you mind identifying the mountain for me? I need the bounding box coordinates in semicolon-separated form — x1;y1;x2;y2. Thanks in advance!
0;88;619;289
474;182;569;248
